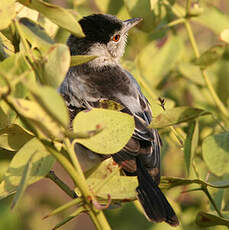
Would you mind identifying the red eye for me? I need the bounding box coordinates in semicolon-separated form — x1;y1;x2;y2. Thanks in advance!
112;34;120;42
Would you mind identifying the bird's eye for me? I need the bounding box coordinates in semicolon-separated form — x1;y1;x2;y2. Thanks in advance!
112;34;120;42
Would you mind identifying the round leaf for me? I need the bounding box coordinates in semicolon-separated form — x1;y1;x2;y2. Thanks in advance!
73;109;135;154
202;132;229;176
0;138;55;200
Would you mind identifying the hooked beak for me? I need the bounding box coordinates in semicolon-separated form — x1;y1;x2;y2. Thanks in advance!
122;17;143;33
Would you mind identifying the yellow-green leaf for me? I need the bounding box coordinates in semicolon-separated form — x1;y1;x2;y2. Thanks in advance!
73;109;135;154
196;211;229;227
70;55;97;67
0;0;16;30
202;132;229;176
7;96;65;140
0;138;55;200
18;17;54;53
42;44;70;88
220;29;229;43
184;121;199;176
18;0;84;37
149;106;210;129
0;124;33;151
28;85;69;128
194;45;226;69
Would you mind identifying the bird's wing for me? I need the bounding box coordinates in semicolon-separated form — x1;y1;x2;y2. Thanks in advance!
59;66;161;183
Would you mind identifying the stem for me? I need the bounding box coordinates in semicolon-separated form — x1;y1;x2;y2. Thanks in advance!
46;170;77;199
186;0;192;15
46;144;111;230
184;20;229;120
202;187;223;217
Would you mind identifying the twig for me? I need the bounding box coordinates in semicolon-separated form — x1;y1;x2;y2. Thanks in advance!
46;170;78;199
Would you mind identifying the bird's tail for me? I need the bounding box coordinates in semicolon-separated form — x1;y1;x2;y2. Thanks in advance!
136;157;179;227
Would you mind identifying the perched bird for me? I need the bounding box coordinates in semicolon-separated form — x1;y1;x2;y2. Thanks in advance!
59;14;179;226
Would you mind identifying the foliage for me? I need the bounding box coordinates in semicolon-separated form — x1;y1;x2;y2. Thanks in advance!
0;0;229;230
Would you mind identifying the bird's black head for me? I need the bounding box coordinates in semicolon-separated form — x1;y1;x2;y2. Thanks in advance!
68;14;142;65
79;14;123;44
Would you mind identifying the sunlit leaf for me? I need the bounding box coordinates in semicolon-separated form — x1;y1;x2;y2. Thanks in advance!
150;0;158;10
0;0;16;30
149;106;210;129
28;85;69;128
0;52;34;98
194;45;226;69
202;132;229;176
196;211;229;227
0;138;55;200
0;124;33;151
70;55;97;67
86;158;137;200
184;121;199;176
7;96;65;140
18;0;84;37
18;17;54;53
11;153;34;210
220;29;229;43
136;36;183;87
73;109;135;154
42;44;70;88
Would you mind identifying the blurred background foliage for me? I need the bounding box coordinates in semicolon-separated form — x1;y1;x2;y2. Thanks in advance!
0;0;229;230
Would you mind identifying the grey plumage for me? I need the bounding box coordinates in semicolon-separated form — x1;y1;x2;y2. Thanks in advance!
59;14;179;226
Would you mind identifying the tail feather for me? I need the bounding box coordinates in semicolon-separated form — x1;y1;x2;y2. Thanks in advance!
136;157;179;227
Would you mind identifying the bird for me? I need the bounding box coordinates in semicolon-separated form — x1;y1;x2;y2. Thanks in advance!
59;13;179;227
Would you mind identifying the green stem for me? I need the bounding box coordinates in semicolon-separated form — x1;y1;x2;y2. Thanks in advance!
46;170;77;199
46;144;111;230
184;20;229;120
186;0;192;15
166;18;185;28
202;186;223;217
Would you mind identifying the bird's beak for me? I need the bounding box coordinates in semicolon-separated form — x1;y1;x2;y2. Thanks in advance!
122;17;143;33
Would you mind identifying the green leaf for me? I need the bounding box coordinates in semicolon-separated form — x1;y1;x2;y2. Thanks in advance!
97;99;124;111
0;124;33;151
0;52;34;98
70;55;97;67
0;0;16;30
150;0;158;10
18;0;84;37
11;153;34;210
220;29;229;43
73;109;135;154
196;211;229;227
194;45;226;69
18;17;54;53
52;207;85;230
202;132;229;176
86;158;138;201
0;106;8;130
28;85;69;128
178;62;204;85
7;96;65;140
184;121;199;176
160;176;229;190
42;44;70;88
136;36;183;87
149;106;210;129
124;0;160;32
0;138;55;200
194;6;229;34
